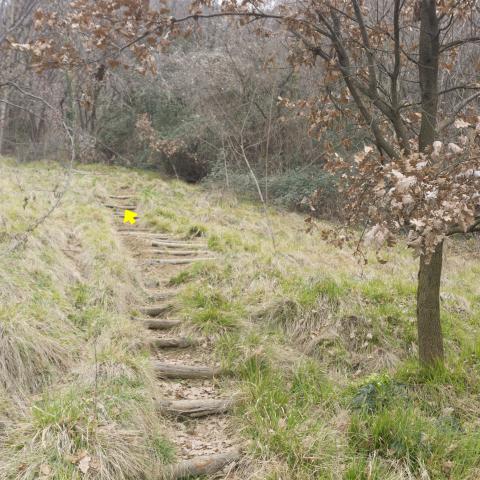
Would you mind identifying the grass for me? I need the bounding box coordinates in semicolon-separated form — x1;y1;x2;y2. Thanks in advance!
2;158;480;478
178;286;244;334
0;159;172;479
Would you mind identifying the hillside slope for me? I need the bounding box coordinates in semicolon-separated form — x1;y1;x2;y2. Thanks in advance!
1;159;480;479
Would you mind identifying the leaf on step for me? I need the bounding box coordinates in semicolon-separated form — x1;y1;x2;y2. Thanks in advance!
39;464;51;478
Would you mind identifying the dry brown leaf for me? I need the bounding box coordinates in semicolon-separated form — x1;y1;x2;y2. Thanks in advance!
78;455;91;474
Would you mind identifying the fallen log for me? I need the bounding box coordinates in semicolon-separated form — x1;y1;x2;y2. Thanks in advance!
154;362;222;379
149;337;197;349
162;450;240;479
157;397;234;418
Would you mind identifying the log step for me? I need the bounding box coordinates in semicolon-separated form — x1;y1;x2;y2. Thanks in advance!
149;337;197;349
143;258;216;265
114;214;140;219
162;449;240;479
117;228;151;233
139;304;174;317
151;241;206;249
154;362;222;379
137;318;181;330
157;398;234;418
144;290;176;302
109;195;135;200
147;249;210;257
105;204;137;210
119;231;172;238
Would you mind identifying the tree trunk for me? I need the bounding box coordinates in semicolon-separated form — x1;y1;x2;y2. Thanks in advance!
418;0;439;151
0;94;8;154
416;242;444;365
416;1;444;366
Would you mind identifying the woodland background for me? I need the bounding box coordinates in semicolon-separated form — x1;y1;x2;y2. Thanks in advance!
0;0;357;216
3;1;480;479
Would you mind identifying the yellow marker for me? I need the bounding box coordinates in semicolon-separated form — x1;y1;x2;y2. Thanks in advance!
123;210;138;224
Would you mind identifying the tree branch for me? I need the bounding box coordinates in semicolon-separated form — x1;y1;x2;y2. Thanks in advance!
438;91;480;132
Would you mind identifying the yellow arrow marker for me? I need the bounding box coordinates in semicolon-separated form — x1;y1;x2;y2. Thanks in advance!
123;210;138;224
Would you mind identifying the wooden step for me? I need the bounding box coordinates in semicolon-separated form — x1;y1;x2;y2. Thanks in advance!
105;204;137;210
109;195;135;200
149;337;197;349
114;214;140;219
137;318;181;330
117;228;151;232
143;258;215;265
154;362;222;379
157;397;234;418
144;290;176;302
139;304;174;317
119;231;172;238
146;249;210;257
151;240;206;249
163;450;240;479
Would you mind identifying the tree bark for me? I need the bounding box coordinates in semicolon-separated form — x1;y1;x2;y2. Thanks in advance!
416;1;444;365
418;0;440;151
416;242;444;365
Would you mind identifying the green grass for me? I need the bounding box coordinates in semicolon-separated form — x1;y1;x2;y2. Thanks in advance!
3;158;480;479
179;287;243;333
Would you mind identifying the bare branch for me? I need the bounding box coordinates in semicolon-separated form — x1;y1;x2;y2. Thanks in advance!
438;91;480;132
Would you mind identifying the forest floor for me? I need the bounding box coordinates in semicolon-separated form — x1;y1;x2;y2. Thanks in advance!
1;159;480;479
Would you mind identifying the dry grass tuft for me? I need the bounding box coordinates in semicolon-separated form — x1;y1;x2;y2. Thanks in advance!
0;308;77;397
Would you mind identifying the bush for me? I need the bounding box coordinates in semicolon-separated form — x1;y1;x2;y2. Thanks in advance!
204;164;339;217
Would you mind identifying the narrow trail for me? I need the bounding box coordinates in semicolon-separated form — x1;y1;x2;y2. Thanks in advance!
104;194;241;479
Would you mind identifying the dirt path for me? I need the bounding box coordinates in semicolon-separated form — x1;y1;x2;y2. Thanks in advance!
104;194;241;479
